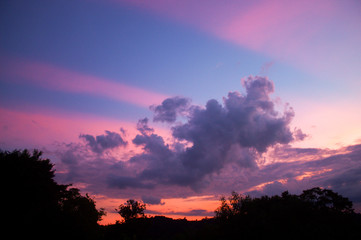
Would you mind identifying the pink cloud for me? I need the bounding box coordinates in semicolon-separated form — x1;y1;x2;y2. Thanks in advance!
216;0;335;53
114;0;335;53
0;105;172;155
114;0;360;82
0;107;137;149
0;56;168;107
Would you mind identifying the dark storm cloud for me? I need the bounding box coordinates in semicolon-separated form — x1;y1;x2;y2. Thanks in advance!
146;209;214;217
109;76;298;191
79;130;127;153
168;209;214;216
107;175;154;189
141;195;164;205
150;96;191;123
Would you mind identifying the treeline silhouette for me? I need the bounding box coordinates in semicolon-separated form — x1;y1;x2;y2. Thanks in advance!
2;149;105;239
1;149;360;239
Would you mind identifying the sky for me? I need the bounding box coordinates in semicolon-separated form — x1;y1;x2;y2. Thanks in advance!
0;0;360;224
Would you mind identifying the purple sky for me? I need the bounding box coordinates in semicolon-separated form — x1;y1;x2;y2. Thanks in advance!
1;0;360;223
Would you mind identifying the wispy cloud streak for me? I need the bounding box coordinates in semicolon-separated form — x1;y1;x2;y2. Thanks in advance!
115;0;361;82
0;56;168;107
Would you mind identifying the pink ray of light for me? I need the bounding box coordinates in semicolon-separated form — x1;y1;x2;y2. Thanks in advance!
0;56;168;108
114;0;360;82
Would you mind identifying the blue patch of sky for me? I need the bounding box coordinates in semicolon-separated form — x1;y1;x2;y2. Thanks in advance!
2;0;352;111
269;61;359;105
0;80;150;121
0;0;269;104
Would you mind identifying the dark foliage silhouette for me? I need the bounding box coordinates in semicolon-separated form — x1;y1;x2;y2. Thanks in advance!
103;188;361;240
213;188;360;239
103;216;214;240
300;187;354;213
2;149;360;239
1;149;105;239
116;199;146;222
215;188;355;218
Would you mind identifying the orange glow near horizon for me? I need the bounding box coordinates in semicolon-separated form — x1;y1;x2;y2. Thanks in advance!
95;195;220;225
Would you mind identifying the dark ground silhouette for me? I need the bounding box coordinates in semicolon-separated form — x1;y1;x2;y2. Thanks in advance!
2;149;361;239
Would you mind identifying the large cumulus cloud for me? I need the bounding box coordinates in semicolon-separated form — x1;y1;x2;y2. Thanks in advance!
109;76;298;191
54;76;361;212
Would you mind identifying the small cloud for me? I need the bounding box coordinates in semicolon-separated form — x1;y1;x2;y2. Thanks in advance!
107;175;154;189
136;118;154;135
150;97;191;123
168;209;214;217
293;128;308;141
141;196;165;205
79;130;127;153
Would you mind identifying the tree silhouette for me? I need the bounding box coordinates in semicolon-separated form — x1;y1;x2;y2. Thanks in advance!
300;187;354;213
116;199;146;222
215;191;246;219
1;149;105;239
2;150;63;226
214;188;360;239
59;187;106;237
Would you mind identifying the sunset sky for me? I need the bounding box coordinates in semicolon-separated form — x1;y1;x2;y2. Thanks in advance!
1;0;360;224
